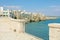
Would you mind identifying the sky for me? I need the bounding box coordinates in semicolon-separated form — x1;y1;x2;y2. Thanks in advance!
0;0;60;16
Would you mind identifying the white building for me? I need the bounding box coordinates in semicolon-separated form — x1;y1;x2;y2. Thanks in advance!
0;7;10;17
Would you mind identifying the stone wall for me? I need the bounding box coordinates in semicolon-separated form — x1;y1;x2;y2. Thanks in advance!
0;17;43;40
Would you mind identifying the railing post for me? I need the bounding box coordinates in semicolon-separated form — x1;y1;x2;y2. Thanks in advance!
10;18;26;33
48;23;60;40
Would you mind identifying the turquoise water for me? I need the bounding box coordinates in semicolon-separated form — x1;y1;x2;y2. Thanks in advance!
25;18;60;40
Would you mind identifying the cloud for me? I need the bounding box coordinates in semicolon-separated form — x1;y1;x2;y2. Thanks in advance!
38;5;60;16
3;5;22;10
48;5;60;11
49;5;60;8
49;6;57;8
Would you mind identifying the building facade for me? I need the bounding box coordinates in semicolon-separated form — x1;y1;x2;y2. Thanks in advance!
0;7;10;17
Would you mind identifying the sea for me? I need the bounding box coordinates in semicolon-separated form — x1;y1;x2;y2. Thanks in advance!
25;18;60;40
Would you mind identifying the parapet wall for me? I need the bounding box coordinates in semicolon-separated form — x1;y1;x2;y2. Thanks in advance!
0;17;43;40
48;23;60;40
9;18;26;33
0;17;25;33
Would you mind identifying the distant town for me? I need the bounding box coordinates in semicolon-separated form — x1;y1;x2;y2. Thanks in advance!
0;7;58;23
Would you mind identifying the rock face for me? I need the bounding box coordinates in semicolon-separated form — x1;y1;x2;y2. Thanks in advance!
48;23;60;40
0;17;43;40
